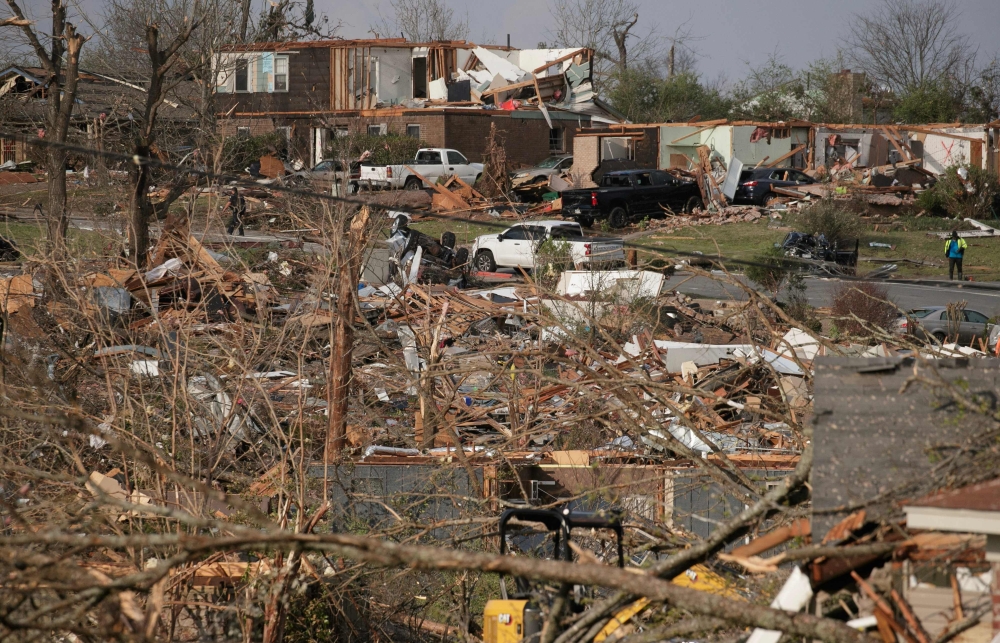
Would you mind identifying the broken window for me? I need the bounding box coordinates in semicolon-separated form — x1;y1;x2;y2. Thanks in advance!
406;124;421;139
276;126;291;142
367;124;386;136
634;172;653;187
651;171;673;186
602;174;632;187
601;137;634;161
549;128;565;153
273;55;288;92
235;60;249;92
236;127;250;137
412;57;427;99
334;126;349;138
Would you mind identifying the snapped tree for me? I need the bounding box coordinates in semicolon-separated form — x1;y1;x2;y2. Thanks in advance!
2;0;86;258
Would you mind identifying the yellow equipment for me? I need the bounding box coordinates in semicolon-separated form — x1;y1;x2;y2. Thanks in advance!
483;508;741;643
483;507;625;643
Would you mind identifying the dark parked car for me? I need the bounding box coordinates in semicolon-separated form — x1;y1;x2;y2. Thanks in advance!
733;167;816;206
561;169;702;228
895;306;994;345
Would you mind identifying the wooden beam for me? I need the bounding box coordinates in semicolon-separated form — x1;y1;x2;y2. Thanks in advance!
670;119;727;144
898;126;982;143
889;126;917;160
404;165;470;210
479;77;536;98
764;145;806;168
891;589;931;643
949;574;964;621
882;126;908;161
729;519;810;558
531;48;586;74
452;175;485;201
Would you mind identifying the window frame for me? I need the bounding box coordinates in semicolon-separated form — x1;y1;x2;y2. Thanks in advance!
236;126;251;138
447;151;468;166
273;55;289;92
965;310;989;324
549;127;565;153
416;150;442;164
502;226;528;241
367;124;387;136
234;59;250;93
406;124;421;139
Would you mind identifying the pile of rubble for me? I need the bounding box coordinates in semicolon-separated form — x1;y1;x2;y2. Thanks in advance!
332;272;814;460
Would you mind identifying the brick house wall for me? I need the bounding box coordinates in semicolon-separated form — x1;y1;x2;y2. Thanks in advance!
216;110;588;169
571;136;599;187
444;111;584;167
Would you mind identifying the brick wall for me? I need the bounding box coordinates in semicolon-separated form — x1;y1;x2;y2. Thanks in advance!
572;136;599;187
443;112;581;167
216;111;586;169
218;117;276;137
321;114;447;147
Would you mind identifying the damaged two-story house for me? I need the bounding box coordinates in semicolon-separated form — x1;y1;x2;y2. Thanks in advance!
212;38;625;168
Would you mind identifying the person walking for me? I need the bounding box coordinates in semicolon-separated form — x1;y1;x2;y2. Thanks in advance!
945;230;967;280
223;187;246;236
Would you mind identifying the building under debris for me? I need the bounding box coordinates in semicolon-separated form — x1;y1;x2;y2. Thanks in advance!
211;38;625;167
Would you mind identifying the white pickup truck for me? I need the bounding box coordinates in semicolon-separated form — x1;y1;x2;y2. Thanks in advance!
360;148;483;190
470;221;625;272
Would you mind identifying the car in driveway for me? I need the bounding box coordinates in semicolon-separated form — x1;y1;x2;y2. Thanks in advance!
360;148;483;190
560;169;702;228
895;306;994;345
733;167;816;206
288;159;360;193
511;155;573;184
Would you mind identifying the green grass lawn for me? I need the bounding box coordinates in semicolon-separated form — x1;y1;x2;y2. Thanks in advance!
410;218;504;245
0;221;113;258
638;214;1000;281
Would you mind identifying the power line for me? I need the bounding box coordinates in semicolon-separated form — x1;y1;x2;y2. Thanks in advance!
3;129;995;294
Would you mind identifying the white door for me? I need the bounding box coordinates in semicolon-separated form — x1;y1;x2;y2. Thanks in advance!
312;128;325;166
496;226;528;267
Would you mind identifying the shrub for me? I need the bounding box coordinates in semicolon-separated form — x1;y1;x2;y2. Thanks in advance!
220;131;288;173
916;164;999;221
830;281;897;339
795;199;862;243
326;133;421;165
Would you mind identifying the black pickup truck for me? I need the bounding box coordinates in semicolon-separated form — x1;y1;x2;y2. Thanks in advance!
561;169;702;228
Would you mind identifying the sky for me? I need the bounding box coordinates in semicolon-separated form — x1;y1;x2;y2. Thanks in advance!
14;0;997;84
316;0;1000;84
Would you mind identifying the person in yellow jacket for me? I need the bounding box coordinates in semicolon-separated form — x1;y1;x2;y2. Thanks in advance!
945;230;968;280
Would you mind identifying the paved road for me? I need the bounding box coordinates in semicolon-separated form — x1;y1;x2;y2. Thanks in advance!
31;208;993;315
664;274;1000;316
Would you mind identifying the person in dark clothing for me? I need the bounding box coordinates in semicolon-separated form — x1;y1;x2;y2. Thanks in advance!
223;187;246;236
945;230;967;280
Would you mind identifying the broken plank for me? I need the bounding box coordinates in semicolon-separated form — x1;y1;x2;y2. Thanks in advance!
404;165;470;210
764;145;806;168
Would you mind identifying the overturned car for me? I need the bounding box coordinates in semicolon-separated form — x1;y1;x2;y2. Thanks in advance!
780;232;859;276
386;215;470;286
